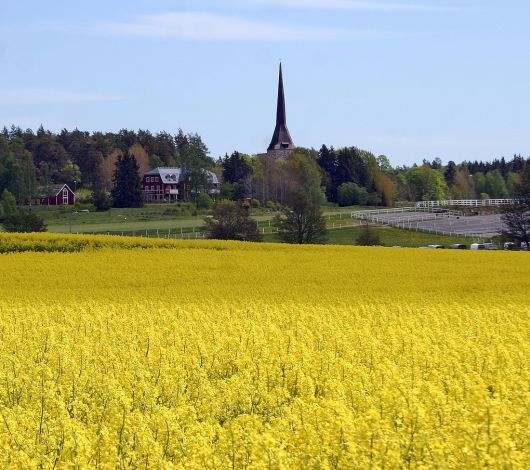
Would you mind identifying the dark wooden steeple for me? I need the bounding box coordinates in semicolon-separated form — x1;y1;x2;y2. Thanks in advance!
267;63;295;154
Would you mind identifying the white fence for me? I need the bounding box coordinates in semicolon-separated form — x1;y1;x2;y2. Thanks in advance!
415;199;516;208
351;207;463;219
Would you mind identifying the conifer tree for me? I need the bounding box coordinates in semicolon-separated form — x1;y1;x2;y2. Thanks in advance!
111;152;144;208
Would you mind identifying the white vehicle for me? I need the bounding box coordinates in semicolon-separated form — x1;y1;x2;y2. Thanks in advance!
471;242;497;250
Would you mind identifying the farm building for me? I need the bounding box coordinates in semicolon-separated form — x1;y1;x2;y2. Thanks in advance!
143;167;220;202
31;184;76;206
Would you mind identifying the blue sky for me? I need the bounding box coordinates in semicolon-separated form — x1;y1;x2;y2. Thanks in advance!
0;0;528;166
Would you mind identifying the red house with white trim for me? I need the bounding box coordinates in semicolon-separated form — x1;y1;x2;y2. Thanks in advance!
35;184;76;206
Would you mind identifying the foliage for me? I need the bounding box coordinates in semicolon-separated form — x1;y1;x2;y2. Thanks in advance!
501;166;530;244
356;224;382;246
405;166;448;201
91;189;111;212
252;149;324;206
0;189;18;220
176;130;215;203
485;170;509;198
205;200;261;241
197;192;213;210
111;152;144;208
274;191;327;244
222;151;252;186
337;182;369;206
2;210;46;232
0;234;528;467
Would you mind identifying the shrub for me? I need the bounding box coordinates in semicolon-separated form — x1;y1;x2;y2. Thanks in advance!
197;193;213;210
356;224;382;246
205;200;261;242
3;210;47;233
337;183;369;206
92;190;111;212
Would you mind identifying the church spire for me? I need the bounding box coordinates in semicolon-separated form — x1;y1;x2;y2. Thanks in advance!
267;63;295;154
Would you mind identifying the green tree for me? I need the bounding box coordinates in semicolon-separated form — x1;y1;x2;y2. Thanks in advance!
337;182;369;206
485;170;509;198
444;161;457;187
0;189;18;220
205;200;261;241
506;172;521;197
2;210;46;232
92;189;111;212
197;192;213;209
111;152;144;208
405;166;448;201
274;191;327;244
473;173;487;198
222;151;252;185
176;130;214;203
283;149;325;206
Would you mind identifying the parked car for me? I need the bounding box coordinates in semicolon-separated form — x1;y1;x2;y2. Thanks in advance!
470;243;486;250
448;244;467;249
484;242;498;250
504;242;517;250
427;244;445;249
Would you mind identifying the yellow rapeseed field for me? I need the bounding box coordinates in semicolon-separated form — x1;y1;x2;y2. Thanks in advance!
0;233;529;469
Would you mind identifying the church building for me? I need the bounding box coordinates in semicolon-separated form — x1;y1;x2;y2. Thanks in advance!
266;63;295;160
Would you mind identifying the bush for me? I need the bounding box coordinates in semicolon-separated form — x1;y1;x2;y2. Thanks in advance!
337;183;369;206
92;190;111;212
356;225;382;246
251;199;261;208
0;190;18;221
205;200;261;242
197;193;213;210
266;200;279;211
3;210;47;233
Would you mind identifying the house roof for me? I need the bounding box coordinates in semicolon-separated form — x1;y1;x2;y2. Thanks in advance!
145;167;219;185
145;167;183;183
36;184;73;199
52;184;73;195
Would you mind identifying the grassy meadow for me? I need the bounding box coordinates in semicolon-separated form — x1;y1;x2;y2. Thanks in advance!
20;204;486;247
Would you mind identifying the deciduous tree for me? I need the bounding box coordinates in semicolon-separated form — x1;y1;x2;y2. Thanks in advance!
205;200;261;241
274;191;327;244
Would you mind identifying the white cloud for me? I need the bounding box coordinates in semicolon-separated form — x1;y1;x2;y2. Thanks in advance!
0;88;124;105
99;12;382;41
254;0;450;11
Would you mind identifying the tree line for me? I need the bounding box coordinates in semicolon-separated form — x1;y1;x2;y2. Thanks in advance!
1;125;529;210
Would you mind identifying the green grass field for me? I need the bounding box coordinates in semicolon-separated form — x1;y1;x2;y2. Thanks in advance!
8;204;486;247
264;225;482;247
30;204;367;234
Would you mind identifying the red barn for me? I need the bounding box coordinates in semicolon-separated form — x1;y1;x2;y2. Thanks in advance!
36;184;76;206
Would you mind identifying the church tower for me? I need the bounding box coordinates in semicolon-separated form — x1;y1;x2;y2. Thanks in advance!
267;63;295;160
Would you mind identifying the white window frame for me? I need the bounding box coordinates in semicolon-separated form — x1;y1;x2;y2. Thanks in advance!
63;188;69;205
